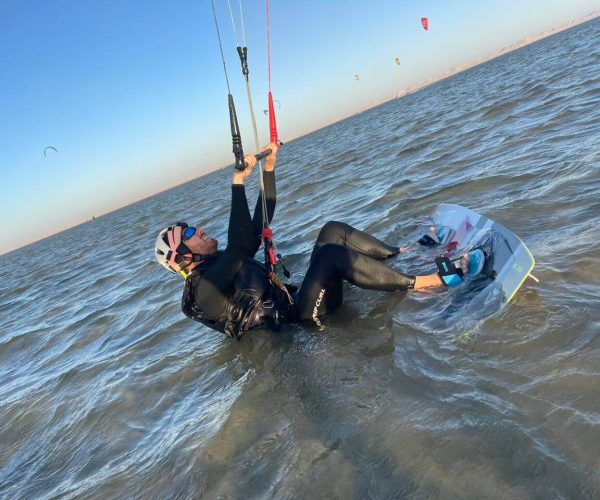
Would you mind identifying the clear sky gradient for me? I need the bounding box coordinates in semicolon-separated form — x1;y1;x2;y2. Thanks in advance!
1;0;599;254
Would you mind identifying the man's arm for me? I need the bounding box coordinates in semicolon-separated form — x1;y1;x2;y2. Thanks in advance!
193;157;259;318
255;142;278;223
193;144;279;319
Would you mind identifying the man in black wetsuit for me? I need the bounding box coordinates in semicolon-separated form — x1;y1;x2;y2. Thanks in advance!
154;143;451;338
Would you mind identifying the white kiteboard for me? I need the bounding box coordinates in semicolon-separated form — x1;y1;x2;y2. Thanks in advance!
421;204;535;308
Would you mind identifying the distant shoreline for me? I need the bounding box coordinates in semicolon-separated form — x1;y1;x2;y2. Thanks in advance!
389;10;600;102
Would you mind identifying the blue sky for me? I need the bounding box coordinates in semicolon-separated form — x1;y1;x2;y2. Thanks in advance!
1;0;599;254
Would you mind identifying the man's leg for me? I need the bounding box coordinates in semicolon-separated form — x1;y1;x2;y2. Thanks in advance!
298;243;422;322
312;221;400;261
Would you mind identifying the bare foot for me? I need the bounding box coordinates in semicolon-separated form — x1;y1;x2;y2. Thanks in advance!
414;273;444;290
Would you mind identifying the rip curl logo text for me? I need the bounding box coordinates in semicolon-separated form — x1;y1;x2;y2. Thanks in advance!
312;288;326;330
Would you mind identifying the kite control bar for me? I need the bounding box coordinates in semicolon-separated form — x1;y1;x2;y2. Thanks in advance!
254;149;272;162
233;148;273;171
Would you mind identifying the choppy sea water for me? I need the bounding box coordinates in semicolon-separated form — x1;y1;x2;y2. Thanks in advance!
2;18;600;499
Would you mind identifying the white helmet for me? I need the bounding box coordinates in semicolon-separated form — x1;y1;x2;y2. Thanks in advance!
155;223;195;274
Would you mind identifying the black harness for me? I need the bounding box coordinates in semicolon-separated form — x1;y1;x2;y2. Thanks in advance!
181;258;295;339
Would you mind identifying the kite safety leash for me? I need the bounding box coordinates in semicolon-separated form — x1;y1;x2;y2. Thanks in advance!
263;0;288;278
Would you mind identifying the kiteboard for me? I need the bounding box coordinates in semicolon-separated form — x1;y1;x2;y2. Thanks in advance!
419;204;535;308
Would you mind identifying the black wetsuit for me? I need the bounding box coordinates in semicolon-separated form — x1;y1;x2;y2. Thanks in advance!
181;171;416;338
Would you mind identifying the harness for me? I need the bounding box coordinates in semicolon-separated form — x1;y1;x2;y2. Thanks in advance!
181;261;296;339
182;272;265;339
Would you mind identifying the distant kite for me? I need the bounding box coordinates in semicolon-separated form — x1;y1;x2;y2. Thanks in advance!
44;146;58;157
395;57;401;66
355;74;360;81
421;17;429;30
263;99;281;115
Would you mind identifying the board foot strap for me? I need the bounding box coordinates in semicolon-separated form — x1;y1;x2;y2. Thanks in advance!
435;256;464;288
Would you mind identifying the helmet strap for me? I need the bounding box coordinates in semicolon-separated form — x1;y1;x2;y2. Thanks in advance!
176;252;207;274
191;253;207;263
